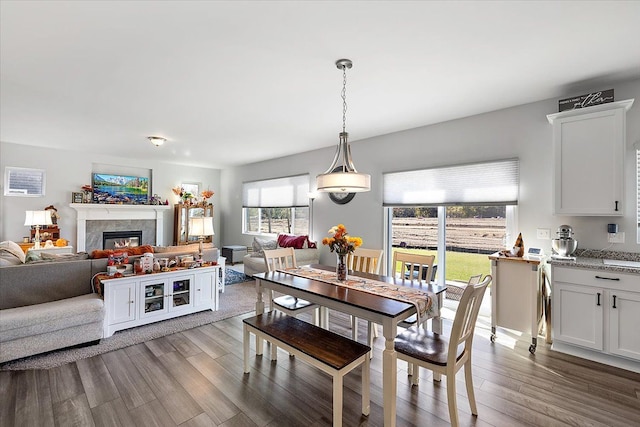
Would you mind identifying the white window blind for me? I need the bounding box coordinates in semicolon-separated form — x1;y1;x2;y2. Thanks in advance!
4;167;46;197
243;174;310;208
383;159;519;206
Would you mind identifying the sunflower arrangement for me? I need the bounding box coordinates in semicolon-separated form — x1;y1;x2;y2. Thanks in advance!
322;224;363;255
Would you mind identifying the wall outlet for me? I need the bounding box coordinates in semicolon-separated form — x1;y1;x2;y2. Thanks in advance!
536;228;551;239
608;232;625;244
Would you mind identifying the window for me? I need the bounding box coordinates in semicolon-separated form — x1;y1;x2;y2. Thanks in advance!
384;159;519;284
244;207;309;235
242;174;310;236
637;149;640;243
4;167;46;197
390;205;514;283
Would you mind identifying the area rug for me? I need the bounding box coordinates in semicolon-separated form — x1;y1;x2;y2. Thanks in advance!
1;280;257;371
225;267;252;285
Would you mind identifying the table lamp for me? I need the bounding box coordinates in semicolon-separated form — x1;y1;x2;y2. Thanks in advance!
188;217;214;262
24;210;53;249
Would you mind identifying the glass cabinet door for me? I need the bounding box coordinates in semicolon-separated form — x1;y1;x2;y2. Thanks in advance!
142;279;167;316
187;208;205;243
179;206;187;244
171;277;192;309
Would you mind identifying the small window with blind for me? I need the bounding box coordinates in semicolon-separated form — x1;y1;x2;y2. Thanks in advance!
242;174;310;236
4;167;46;197
637;149;640;243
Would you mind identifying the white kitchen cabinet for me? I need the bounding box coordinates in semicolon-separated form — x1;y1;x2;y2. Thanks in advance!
551;264;640;371
546;99;634;216
102;265;221;337
609;290;640;360
552;282;603;351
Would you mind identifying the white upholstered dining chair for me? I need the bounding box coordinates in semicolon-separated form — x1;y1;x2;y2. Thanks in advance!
394;274;491;427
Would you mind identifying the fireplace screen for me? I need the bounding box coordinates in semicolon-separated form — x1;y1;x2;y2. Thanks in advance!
103;230;143;250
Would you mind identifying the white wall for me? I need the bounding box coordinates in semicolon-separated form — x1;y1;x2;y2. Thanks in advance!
2;78;638;259
0;143;222;249
221;78;640;265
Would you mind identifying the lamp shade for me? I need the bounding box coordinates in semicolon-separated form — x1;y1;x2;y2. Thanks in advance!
188;217;214;237
24;210;53;226
316;171;371;193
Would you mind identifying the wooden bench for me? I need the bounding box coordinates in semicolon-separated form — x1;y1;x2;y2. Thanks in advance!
243;312;370;427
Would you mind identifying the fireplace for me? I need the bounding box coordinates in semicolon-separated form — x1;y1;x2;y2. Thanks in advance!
70;204;170;253
103;230;143;249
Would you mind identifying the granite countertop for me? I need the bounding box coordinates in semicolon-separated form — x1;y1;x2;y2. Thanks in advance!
548;249;640;274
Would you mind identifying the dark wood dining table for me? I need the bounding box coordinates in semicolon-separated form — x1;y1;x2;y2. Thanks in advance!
252;264;447;427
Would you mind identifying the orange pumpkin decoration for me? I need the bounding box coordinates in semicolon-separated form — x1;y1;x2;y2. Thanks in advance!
55;238;68;247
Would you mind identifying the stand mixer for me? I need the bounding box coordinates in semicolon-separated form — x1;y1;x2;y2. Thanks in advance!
551;224;578;260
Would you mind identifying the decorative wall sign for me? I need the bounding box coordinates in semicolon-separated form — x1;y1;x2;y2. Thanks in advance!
558;89;614;112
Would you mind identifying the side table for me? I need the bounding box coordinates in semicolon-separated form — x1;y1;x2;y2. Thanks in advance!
17;242;34;253
222;245;248;265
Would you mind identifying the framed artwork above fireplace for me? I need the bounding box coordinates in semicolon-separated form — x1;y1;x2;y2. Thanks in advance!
92;173;149;204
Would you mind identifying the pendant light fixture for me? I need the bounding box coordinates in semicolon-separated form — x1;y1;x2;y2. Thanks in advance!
316;59;371;193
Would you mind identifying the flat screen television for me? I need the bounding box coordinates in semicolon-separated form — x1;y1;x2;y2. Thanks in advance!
92;173;149;204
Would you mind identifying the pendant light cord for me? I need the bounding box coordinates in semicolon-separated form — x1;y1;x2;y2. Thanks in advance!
342;64;347;134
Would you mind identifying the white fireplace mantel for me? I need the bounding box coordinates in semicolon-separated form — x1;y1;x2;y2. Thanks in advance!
70;203;171;252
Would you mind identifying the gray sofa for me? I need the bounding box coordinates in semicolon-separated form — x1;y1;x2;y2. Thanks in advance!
243;236;320;277
0;243;218;363
0;258;105;363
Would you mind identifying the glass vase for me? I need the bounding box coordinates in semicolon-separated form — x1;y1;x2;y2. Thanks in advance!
336;253;347;281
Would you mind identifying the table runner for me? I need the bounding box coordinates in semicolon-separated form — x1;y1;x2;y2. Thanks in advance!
278;266;436;325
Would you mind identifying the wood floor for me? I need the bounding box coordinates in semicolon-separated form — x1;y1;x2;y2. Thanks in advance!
2;309;640;426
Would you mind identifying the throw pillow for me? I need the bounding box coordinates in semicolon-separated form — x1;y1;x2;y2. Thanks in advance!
26;252;90;263
306;236;317;248
277;234;308;250
0;240;26;263
154;243;202;253
90;244;154;259
251;237;277;257
25;251;42;263
0;252;23;266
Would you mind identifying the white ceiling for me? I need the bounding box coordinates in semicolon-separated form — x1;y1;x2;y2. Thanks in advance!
2;1;640;169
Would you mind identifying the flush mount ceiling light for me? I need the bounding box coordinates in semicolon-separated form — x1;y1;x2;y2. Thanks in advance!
316;59;371;193
147;136;166;147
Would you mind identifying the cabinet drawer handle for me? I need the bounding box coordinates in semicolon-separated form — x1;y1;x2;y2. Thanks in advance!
596;293;601;306
595;275;620;281
612;295;617;309
614;201;619;211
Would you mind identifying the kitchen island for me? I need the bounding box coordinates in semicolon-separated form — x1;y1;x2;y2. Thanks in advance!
488;253;546;353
